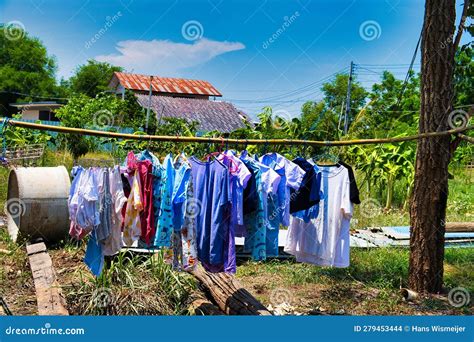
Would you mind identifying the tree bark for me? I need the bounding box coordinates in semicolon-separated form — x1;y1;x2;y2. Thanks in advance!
409;0;457;293
191;266;272;315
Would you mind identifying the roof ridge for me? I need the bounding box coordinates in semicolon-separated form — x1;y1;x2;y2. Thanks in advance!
114;71;214;84
113;71;222;97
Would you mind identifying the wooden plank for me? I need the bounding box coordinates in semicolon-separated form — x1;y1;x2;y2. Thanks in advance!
445;222;474;232
26;242;47;256
27;243;69;316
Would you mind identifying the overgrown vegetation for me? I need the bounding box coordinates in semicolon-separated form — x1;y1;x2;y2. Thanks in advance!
61;248;196;315
237;247;473;315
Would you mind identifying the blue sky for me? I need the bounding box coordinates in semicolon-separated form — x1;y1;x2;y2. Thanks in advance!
0;0;471;118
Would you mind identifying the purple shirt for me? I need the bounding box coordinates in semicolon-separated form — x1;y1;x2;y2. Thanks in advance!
190;157;233;272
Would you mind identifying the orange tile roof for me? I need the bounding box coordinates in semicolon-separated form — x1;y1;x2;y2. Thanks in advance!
112;72;222;97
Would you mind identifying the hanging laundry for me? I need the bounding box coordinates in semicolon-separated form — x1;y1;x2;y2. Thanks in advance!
96;168;112;242
217;151;251;272
138;150;163;237
102;167;127;256
290;157;321;213
67;147;359;277
291;161;323;223
338;160;361;204
170;153;197;271
218;151;251;227
123;169;143;247
68;166;85;239
239;152;281;261
260;152;305;257
84;229;104;276
154;153;175;247
127;152;155;245
285;164;353;267
71;168;100;237
189;156;232;273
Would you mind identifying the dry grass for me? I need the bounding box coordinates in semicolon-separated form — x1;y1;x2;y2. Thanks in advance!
50;240;198;315
237;248;473;315
0;227;37;315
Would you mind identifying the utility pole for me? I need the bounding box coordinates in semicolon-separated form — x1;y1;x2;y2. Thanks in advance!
145;75;153;133
343;61;354;134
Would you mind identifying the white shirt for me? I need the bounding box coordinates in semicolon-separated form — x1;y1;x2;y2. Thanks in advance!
285;164;353;267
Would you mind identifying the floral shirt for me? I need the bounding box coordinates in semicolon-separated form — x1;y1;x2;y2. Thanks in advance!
123;172;143;246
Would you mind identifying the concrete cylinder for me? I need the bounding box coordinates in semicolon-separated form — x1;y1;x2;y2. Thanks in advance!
6;166;71;243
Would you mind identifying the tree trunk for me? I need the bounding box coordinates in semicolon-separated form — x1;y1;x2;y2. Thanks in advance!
191;266;272;315
409;0;457;293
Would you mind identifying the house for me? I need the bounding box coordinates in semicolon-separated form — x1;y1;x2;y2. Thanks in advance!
108;72;251;133
9;101;62;121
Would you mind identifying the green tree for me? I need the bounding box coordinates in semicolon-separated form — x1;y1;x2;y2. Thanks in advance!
350;71;420;139
0;25;60;115
68;60;122;98
54;93;145;160
454;47;474;107
321;73;368;130
297;74;367;143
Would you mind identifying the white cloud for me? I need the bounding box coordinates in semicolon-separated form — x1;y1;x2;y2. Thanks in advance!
95;38;245;75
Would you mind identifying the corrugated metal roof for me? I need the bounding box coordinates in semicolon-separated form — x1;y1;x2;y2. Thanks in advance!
113;72;222;97
135;94;250;133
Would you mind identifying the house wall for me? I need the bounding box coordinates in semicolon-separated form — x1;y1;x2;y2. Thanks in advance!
20;109;59;121
20;109;40;120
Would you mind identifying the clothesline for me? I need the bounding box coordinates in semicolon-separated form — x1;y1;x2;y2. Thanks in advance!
1;118;472;146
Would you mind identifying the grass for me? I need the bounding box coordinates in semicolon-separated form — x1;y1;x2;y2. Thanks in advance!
237;247;473;315
49;241;197;316
352;166;473;230
0;228;37;315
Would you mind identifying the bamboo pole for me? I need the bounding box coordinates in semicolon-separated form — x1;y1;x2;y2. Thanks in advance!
1;118;472;146
457;133;474;144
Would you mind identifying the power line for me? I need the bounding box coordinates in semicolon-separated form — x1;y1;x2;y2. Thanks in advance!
0;90;69;101
224;67;348;103
396;31;422;108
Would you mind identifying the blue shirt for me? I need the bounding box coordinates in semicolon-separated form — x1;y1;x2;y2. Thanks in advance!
190;157;231;269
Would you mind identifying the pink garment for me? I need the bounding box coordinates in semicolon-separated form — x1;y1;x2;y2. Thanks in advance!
127;152;155;245
69;222;90;240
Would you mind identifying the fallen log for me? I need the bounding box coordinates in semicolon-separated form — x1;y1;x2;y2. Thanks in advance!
191;265;272;315
445;222;474;232
188;296;224;315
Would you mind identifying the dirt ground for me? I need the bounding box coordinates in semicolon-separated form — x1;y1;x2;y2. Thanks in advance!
1;222;471;316
237;271;471;316
0;229;37;315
